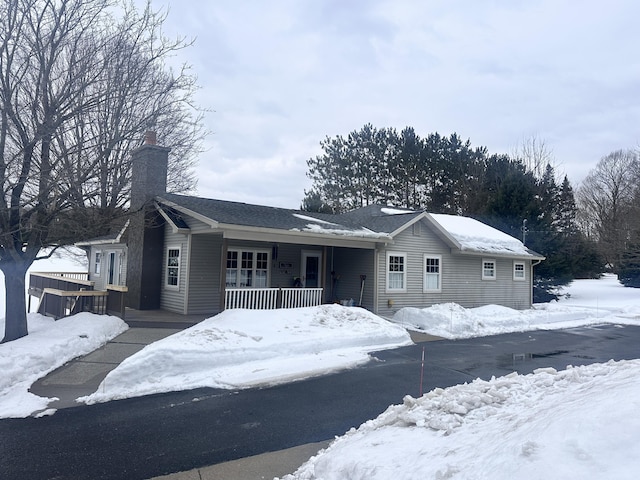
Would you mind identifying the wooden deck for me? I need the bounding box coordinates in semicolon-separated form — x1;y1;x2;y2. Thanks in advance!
124;308;215;329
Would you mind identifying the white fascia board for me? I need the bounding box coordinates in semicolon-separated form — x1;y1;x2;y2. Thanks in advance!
387;212;428;237
75;238;121;246
389;212;463;251
453;249;546;261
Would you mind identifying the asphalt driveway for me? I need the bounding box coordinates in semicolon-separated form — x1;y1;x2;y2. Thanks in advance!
2;324;639;480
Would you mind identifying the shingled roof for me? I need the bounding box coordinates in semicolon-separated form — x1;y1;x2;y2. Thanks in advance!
158;194;390;239
154;194;543;259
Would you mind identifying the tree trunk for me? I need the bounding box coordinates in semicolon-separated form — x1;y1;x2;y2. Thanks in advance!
1;262;29;343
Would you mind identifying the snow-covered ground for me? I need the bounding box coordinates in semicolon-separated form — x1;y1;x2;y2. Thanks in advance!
79;305;413;404
281;359;640;480
393;274;640;339
2;272;640;478
280;276;640;480
0;313;127;418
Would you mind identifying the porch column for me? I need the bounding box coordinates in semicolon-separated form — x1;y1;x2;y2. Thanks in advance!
220;238;228;311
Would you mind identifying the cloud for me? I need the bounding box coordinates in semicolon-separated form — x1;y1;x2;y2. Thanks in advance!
160;0;640;206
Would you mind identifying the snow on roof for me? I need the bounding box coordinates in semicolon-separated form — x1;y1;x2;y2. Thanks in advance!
381;207;415;215
292;213;339;226
430;213;530;256
292;223;389;239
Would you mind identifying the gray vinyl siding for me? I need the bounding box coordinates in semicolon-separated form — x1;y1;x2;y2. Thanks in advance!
180;215;215;234
331;247;375;309
270;243;308;288
376;220;533;317
160;226;189;314
185;234;223;315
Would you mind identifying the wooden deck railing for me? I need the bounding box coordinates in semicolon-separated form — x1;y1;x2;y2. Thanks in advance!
38;288;109;319
29;272;127;320
225;288;323;310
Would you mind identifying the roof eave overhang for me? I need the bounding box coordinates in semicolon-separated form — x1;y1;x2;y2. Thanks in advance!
218;223;391;249
453;249;546;261
156;196;219;229
75;238;120;246
154;202;191;234
74;219;130;246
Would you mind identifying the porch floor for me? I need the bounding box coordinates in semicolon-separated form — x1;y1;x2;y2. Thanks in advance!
124;308;215;329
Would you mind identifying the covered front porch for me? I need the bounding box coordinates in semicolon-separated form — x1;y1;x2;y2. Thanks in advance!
171;232;378;315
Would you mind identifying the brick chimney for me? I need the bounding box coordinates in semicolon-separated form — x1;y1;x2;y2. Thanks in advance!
130;130;170;209
127;131;171;310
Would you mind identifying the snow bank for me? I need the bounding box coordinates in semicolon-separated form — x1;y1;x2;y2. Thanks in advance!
393;275;640;339
80;305;413;404
0;313;127;418
281;359;640;480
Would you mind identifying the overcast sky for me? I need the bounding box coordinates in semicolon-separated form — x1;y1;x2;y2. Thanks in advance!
158;0;640;209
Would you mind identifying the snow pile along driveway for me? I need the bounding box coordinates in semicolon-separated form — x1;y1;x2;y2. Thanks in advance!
282;359;640;480
80;305;413;404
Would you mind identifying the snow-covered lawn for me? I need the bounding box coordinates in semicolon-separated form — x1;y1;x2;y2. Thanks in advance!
0;313;127;418
393;274;640;339
79;304;412;404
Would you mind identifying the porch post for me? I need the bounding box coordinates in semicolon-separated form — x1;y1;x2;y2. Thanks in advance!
322;246;328;304
220;238;228;311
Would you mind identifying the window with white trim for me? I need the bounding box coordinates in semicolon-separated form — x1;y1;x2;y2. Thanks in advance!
386;252;407;292
423;255;441;292
166;247;181;289
513;261;525;281
482;259;496;280
94;251;102;275
226;249;269;288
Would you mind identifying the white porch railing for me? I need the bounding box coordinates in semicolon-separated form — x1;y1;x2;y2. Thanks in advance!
225;287;323;310
280;288;323;308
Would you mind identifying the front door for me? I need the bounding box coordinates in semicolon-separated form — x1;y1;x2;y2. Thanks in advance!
107;251;118;285
301;251;322;288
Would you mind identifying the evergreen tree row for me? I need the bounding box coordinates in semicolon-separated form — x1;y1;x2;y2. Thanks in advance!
302;124;603;300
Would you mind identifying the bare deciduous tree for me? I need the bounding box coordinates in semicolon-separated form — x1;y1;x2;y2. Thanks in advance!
511;135;559;180
576;149;640;270
0;0;205;342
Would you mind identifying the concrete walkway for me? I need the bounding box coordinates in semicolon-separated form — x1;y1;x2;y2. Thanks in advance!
149;441;331;480
29;326;183;408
